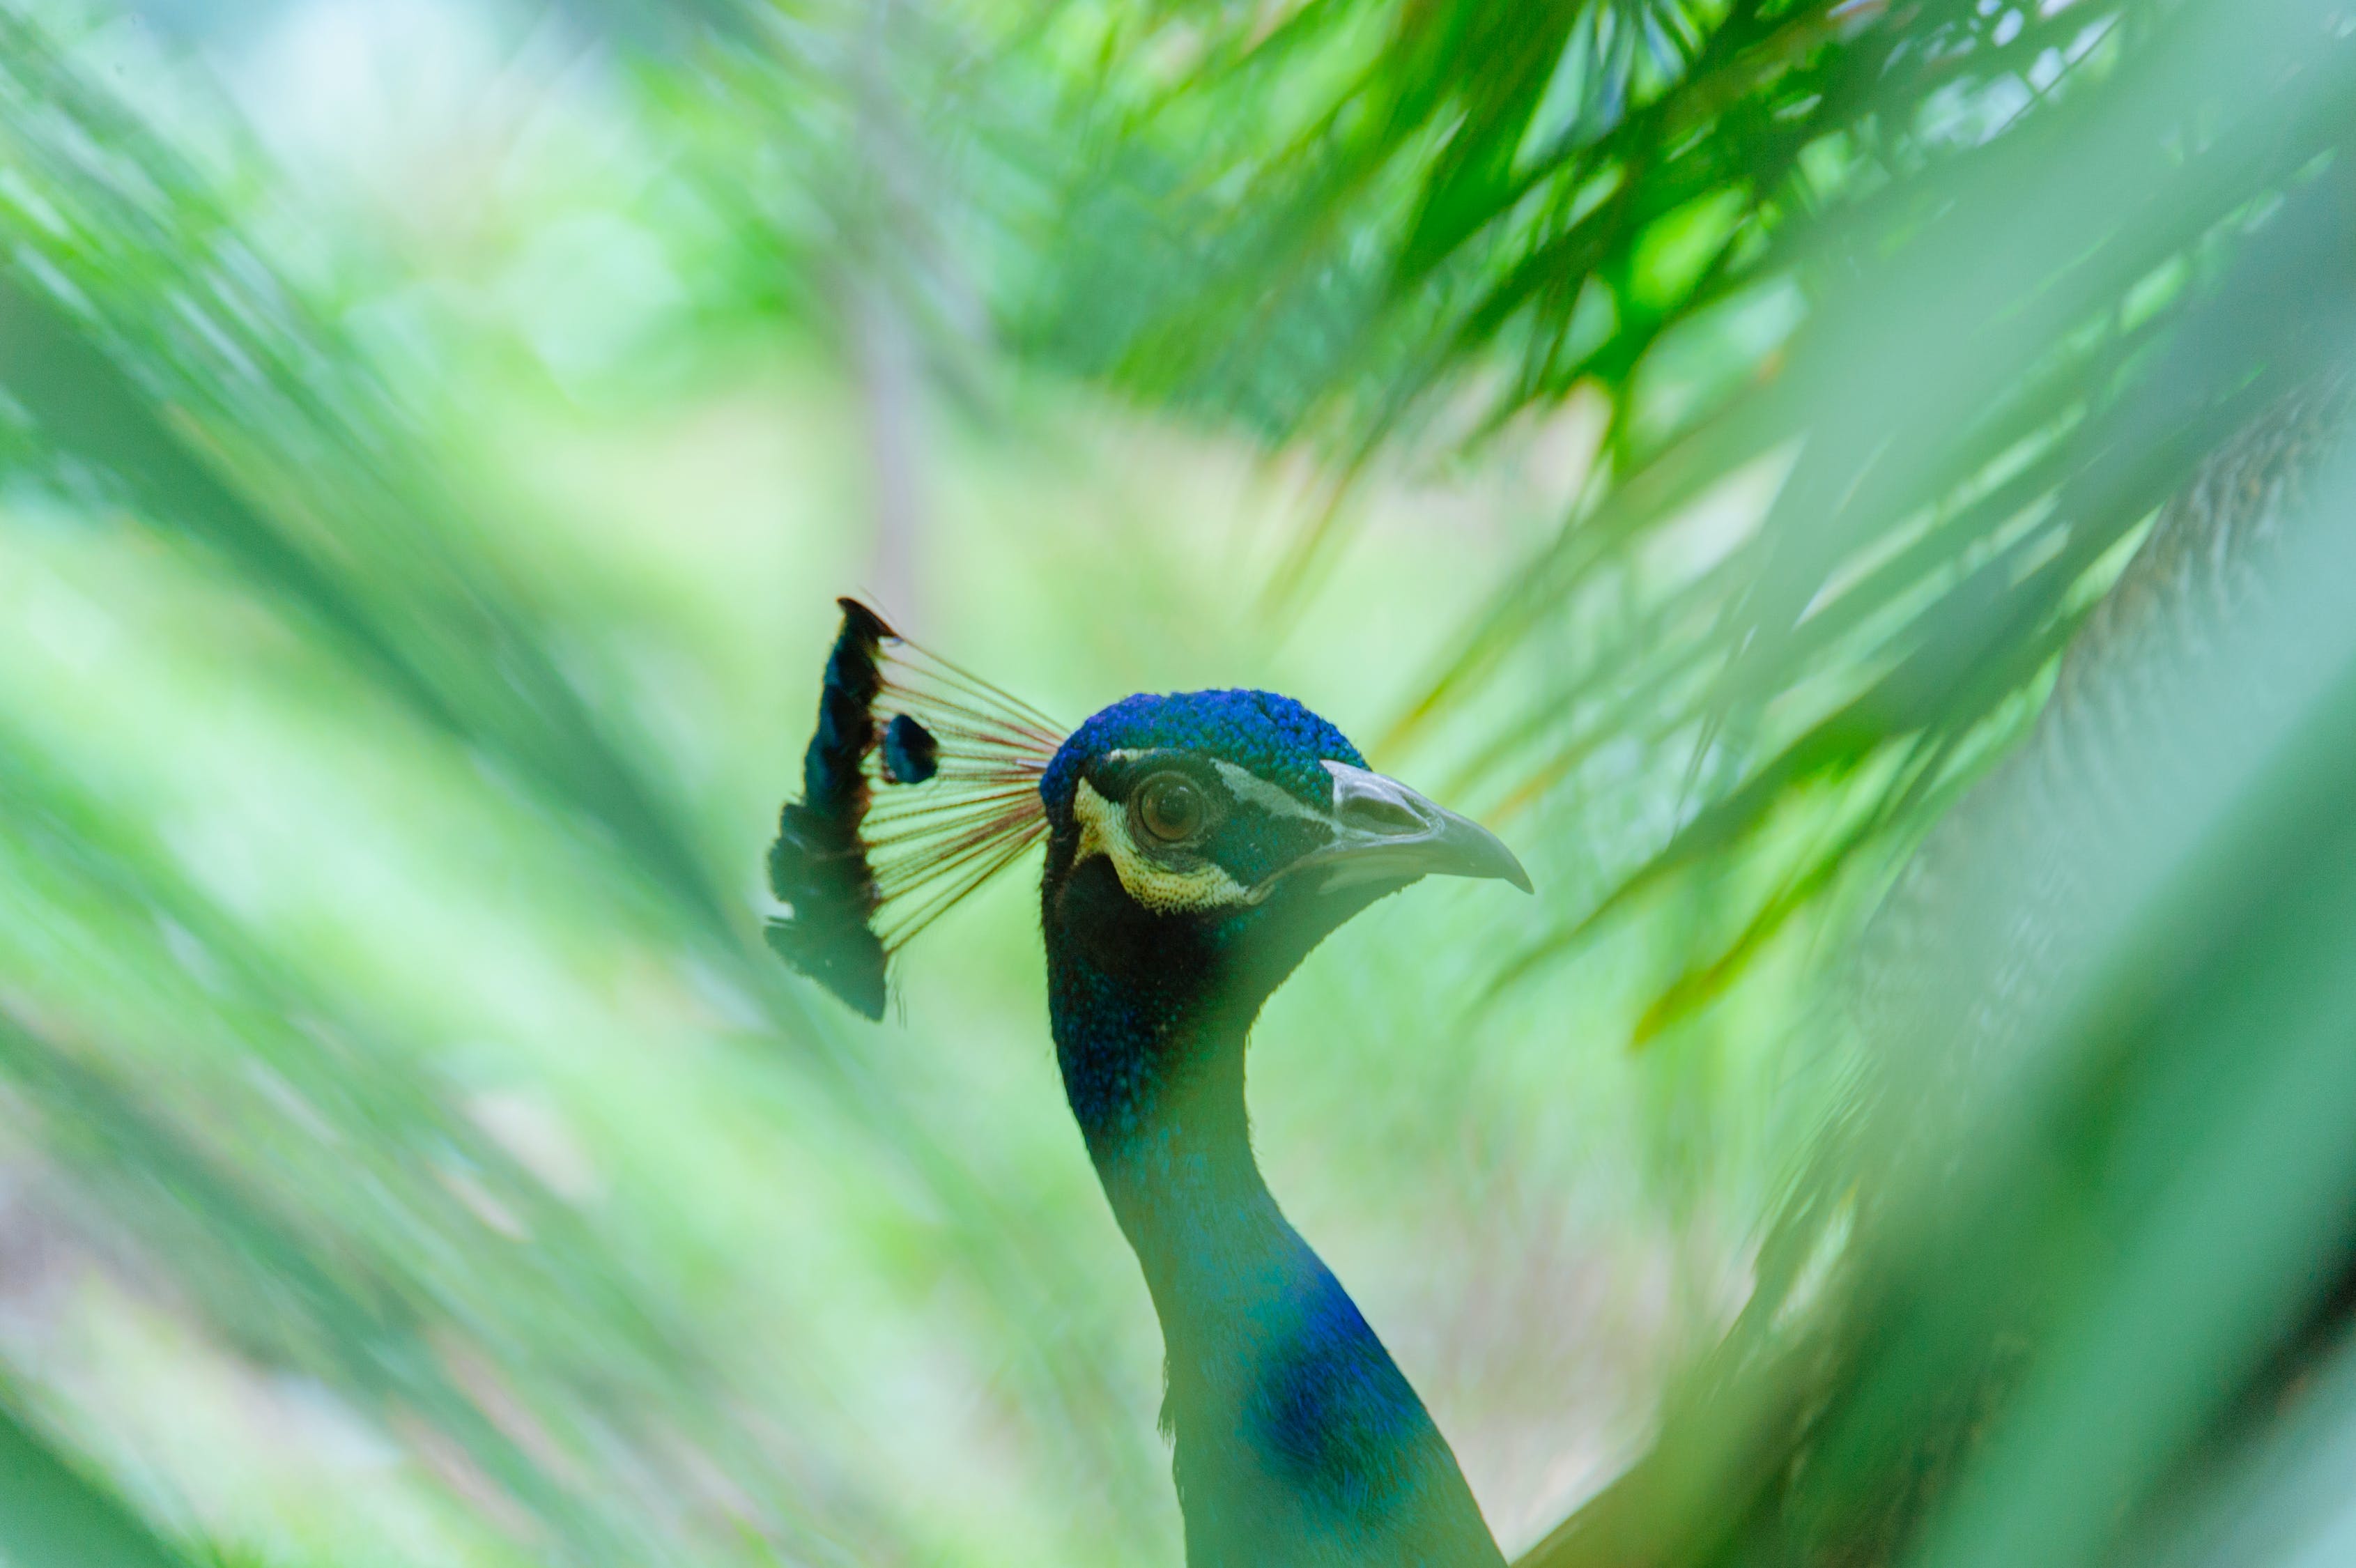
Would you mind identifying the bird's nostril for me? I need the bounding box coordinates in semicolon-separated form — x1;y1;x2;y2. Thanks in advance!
1346;797;1422;833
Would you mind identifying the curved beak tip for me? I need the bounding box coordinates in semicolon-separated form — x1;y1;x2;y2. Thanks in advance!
1454;818;1534;895
1312;762;1533;896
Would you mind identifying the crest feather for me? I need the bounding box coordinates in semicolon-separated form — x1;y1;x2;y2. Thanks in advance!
766;599;1063;1017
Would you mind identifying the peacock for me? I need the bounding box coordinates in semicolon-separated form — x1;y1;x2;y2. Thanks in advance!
764;362;2356;1568
766;599;1529;1566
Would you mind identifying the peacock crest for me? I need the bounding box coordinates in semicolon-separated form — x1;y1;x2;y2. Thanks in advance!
765;599;1065;1018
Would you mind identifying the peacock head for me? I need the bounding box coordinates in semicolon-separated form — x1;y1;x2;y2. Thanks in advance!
1034;689;1528;1028
765;602;1529;1082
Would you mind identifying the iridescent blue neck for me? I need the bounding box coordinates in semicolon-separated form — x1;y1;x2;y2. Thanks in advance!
1045;909;1503;1567
1049;943;1291;1289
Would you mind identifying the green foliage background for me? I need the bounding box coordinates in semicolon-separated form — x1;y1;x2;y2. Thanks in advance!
0;1;2352;1566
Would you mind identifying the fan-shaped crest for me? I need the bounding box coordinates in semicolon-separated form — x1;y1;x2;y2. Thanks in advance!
766;599;1065;1018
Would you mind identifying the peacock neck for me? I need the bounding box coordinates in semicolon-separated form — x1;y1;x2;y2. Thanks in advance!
1048;943;1501;1567
1070;1005;1308;1316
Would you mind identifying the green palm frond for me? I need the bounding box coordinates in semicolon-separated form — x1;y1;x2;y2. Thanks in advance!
1050;0;2356;1033
1518;422;2356;1567
0;1393;192;1568
0;12;734;931
0;10;1150;1560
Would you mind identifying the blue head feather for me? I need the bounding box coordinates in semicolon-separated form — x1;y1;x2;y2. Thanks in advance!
1040;689;1367;821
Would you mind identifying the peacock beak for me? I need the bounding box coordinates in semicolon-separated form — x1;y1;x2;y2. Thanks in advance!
1256;760;1533;899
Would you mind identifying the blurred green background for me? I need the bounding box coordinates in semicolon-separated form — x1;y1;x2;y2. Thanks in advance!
3;1;2355;1565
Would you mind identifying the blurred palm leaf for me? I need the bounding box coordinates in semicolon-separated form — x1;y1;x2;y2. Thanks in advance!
1518;399;2356;1567
1047;0;2356;1041
0;1394;192;1568
0;725;840;1563
0;8;1156;1560
0;9;733;930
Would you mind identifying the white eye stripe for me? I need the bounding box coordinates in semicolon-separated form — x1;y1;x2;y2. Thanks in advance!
1100;751;1334;826
1209;760;1332;824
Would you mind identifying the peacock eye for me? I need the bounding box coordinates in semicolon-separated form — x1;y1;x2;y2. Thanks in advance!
1134;773;1208;845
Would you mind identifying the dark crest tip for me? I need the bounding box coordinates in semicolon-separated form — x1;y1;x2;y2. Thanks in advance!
836;597;898;645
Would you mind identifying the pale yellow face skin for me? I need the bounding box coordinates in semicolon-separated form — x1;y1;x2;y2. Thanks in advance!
1071;777;1255;914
